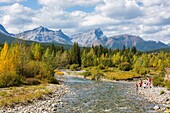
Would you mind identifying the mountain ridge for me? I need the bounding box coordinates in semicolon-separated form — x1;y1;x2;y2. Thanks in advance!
0;24;14;37
0;24;169;51
71;28;107;47
17;26;72;45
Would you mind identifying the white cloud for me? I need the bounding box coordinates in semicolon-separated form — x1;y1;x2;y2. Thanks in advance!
71;11;87;17
82;14;121;26
95;0;143;19
0;0;170;44
138;0;170;7
32;6;80;29
38;0;103;8
0;3;34;15
0;0;25;3
0;3;34;33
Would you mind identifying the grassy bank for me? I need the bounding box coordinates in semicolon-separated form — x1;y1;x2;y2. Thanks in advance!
0;84;59;107
77;67;170;90
78;67;142;81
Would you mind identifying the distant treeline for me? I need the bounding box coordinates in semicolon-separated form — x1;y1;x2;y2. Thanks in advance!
0;42;170;88
146;47;170;53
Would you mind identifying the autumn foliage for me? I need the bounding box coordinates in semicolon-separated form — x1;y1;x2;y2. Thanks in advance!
0;42;170;88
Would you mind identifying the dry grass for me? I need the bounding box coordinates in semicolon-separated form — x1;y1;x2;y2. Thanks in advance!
104;71;140;80
0;84;59;107
85;67;141;80
54;69;64;75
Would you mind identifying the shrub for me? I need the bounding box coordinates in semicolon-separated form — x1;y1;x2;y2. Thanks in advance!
36;62;55;80
81;71;92;78
0;73;22;88
23;61;40;78
139;67;149;75
24;78;41;85
95;72;104;81
152;75;165;87
159;71;165;77
134;67;150;75
119;62;131;71
91;72;104;81
98;64;105;70
66;65;70;69
48;76;59;84
70;64;80;71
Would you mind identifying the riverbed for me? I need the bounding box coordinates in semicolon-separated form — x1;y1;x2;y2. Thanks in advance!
56;74;158;113
0;72;163;113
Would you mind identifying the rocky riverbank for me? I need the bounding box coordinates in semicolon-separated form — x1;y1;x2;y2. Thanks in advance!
0;84;69;113
138;86;170;112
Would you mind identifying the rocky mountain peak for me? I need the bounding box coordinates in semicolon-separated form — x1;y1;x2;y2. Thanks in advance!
0;24;10;35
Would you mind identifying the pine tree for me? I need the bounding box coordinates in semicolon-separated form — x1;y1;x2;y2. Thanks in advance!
70;42;81;66
131;46;137;54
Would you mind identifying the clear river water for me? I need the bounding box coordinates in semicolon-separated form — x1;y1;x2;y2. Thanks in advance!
56;74;159;113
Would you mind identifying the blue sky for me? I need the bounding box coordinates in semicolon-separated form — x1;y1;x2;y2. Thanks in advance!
0;0;170;43
20;0;41;10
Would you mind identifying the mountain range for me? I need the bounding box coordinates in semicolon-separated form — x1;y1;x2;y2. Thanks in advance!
0;24;169;51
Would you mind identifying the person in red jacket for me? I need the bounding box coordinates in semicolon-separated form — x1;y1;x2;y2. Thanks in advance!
136;83;139;93
139;79;143;87
148;77;152;88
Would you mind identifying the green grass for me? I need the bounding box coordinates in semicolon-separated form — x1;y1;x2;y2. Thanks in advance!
0;84;59;107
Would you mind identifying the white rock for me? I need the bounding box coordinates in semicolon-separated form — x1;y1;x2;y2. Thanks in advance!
154;105;160;110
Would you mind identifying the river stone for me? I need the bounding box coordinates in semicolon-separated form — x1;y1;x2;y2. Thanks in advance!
52;104;58;107
53;108;57;111
154;105;160;110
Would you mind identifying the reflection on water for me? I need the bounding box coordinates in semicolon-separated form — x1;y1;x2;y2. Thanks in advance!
56;74;158;113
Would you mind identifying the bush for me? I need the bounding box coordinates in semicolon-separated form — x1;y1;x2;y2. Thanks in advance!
48;76;59;84
81;71;92;78
119;62;131;71
134;67;150;75
24;78;41;85
70;64;80;71
66;65;70;69
159;71;165;77
98;64;105;70
35;62;55;80
152;75;165;87
91;72;104;81
23;61;40;78
0;73;22;88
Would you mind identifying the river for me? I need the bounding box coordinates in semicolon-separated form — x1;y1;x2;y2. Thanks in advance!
56;73;159;113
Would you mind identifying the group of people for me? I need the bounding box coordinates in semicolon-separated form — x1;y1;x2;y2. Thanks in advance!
136;77;152;92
